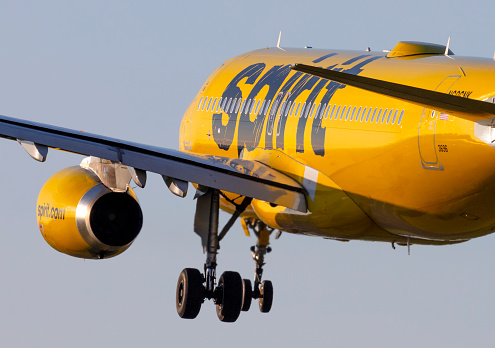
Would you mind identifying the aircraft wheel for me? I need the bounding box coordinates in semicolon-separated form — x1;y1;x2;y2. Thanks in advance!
216;271;243;322
176;268;204;319
259;280;273;313
241;279;252;312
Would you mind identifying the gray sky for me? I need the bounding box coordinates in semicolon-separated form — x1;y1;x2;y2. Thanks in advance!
0;1;494;347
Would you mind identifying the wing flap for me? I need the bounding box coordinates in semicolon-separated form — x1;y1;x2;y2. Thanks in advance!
0;115;307;212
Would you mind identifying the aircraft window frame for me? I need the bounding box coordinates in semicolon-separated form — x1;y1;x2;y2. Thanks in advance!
386;109;393;124
398;110;404;125
329;105;336;119
338;106;345;120
355;106;361;122
212;97;218;112
236;99;242;113
360;107;366;122
334;105;340;120
230;98;237;113
206;97;213;112
349;106;356;121
222;98;228;112
264;100;271;115
244;99;251;114
217;97;223;112
375;108;382;123
300;103;306;118
294;102;301;117
392;109;398;124
308;103;316;118
203;97;210;112
280;101;286;116
259;100;265;115
370;108;377;122
304;102;313;118
253;99;259;114
197;96;204;111
285;101;292;117
289;101;296;117
365;107;372;122
381;108;387;123
320;103;326;119
314;103;321;119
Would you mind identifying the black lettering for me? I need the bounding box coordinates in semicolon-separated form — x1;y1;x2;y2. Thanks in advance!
237;65;291;155
213;63;265;151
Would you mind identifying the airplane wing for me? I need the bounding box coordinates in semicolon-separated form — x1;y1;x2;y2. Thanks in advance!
0;114;306;212
291;63;495;117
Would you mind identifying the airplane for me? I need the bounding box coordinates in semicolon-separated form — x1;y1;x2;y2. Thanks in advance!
2;39;495;323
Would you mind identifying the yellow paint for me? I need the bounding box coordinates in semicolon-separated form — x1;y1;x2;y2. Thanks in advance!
180;44;495;246
37;166;136;259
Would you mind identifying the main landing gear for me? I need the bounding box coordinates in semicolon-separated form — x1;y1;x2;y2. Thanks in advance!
175;188;274;322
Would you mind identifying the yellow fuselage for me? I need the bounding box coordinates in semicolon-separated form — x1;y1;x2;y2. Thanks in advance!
179;47;495;246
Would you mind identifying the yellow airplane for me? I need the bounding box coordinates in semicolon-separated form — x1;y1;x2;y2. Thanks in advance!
2;40;495;323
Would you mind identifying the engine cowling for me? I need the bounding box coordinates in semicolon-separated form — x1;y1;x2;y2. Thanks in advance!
37;166;143;259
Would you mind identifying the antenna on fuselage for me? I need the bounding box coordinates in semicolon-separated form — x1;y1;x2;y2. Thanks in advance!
277;31;286;51
444;36;455;60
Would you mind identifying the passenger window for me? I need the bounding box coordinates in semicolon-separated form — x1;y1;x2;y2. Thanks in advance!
230;98;237;113
197;96;204;111
206;97;212;112
387;109;393;123
217;97;223;112
340;106;346;120
264;100;271;115
349;106;356;121
225;98;232;113
329;105;336;119
345;106;351;120
320;104;326;119
360;107;366;122
236;99;242;113
355;107;361;122
202;97;209;111
381;108;387;123
334;105;341;120
304;103;310;118
259;100;266;115
365;107;372;122
398;110;404;124
244;99;251;114
370;108;377;122
222;98;232;112
392;110;398;124
308;103;316;118
285;101;292;117
212;97;218;112
252;99;258;114
307;103;314;118
300;103;306;118
289;101;296;116
376;108;382;123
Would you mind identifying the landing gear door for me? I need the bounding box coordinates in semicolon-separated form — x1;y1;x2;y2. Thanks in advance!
418;75;460;170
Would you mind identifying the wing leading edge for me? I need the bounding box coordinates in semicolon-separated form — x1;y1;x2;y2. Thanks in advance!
291;63;495;117
0;115;307;212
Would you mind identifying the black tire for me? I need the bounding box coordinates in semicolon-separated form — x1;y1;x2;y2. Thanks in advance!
241;279;252;312
176;268;204;319
216;271;243;322
259;280;273;313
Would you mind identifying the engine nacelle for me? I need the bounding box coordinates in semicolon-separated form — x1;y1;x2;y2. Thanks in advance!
37;166;143;259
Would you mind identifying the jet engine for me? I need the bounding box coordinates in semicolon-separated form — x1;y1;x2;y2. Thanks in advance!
37;166;143;259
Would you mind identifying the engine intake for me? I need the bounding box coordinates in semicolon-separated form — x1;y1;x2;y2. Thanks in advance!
37;166;143;259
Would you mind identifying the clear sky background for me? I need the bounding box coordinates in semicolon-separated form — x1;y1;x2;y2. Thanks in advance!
0;1;494;347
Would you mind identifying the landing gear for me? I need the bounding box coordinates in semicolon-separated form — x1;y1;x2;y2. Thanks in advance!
247;219;274;313
259;280;273;313
215;271;243;322
176;268;204;319
175;187;276;322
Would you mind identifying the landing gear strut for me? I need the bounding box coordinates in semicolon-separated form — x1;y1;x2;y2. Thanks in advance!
175;188;275;322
